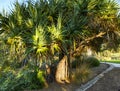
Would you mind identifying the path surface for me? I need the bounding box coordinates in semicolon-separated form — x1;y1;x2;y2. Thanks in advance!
86;68;120;91
104;62;120;67
76;62;120;91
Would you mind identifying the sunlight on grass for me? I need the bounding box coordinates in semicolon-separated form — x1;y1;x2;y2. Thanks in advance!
101;60;120;64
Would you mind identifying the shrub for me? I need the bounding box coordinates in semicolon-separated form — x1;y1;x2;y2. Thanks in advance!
0;67;46;91
71;63;91;84
84;57;100;67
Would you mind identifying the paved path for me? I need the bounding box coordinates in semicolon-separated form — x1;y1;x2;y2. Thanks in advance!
86;68;120;91
76;62;120;91
101;62;120;67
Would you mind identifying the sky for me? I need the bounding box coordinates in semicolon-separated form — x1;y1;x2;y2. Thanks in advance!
0;0;23;13
0;0;120;13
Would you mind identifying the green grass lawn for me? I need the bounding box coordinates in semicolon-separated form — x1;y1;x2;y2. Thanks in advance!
101;60;120;64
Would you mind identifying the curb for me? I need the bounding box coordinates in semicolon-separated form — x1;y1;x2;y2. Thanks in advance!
75;63;114;91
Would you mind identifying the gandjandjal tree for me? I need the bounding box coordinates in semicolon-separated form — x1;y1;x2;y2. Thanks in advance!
0;0;120;84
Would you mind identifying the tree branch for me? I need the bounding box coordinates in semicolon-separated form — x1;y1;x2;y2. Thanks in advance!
72;32;106;55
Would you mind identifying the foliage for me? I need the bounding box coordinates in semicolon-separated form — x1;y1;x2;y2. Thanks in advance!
0;67;46;91
97;47;120;61
84;57;100;67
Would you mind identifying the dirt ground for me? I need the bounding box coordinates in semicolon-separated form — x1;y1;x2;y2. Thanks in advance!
40;63;109;91
87;68;120;91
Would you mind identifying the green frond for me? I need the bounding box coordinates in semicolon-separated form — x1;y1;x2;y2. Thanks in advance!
17;14;22;25
8;21;15;30
33;26;46;45
25;19;34;28
88;0;98;11
57;13;62;30
14;2;23;25
32;25;48;55
48;25;63;42
48;14;65;42
51;43;60;54
48;16;53;23
28;3;38;20
36;47;48;54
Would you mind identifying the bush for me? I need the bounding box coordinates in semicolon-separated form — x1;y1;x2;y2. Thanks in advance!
0;67;46;91
84;57;100;67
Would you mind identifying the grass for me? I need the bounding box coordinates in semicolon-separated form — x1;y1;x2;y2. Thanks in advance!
71;63;91;84
101;60;120;64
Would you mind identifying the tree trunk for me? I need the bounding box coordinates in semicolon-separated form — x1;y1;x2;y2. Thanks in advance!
55;55;70;84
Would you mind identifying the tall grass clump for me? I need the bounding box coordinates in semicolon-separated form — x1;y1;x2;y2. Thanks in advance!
71;63;91;84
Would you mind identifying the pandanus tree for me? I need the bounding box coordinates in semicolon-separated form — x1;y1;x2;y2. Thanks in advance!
0;0;120;84
0;0;70;83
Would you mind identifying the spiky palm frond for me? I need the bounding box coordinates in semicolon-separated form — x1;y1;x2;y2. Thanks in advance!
28;2;38;21
32;25;48;55
48;14;66;54
48;14;64;42
12;2;23;26
25;19;34;28
93;0;119;19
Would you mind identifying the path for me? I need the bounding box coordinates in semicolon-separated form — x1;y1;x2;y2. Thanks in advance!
86;68;120;91
103;62;120;67
76;62;120;91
